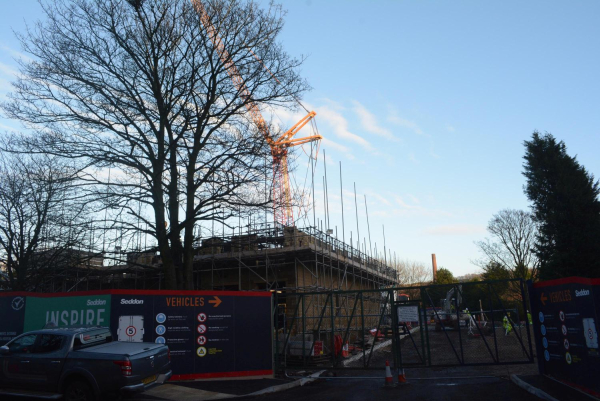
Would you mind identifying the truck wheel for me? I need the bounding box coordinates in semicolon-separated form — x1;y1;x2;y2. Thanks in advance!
65;380;94;401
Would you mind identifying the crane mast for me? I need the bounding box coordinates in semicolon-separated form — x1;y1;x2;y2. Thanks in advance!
192;0;321;227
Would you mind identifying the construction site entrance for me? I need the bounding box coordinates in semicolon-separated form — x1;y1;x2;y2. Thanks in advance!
274;279;534;371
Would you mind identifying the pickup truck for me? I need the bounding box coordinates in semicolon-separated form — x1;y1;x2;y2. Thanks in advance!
0;326;171;401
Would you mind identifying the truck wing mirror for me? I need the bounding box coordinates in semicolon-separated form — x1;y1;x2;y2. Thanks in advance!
0;346;9;354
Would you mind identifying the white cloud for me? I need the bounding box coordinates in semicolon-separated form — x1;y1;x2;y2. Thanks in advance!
0;62;18;77
366;190;391;206
421;224;486;236
427;137;440;159
0;122;18;131
265;100;398;162
0;78;12;92
320;137;350;154
314;148;336;166
316;104;372;150
408;194;420;204
390;195;452;218
320;137;355;160
387;109;424;136
352;100;397;141
264;103;360;160
0;44;33;63
361;191;452;219
393;195;414;209
446;124;456;133
267;105;307;129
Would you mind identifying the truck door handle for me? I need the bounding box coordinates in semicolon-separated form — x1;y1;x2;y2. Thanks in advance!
50;361;61;364
21;361;30;363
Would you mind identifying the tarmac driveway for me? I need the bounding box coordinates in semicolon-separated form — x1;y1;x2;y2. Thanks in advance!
237;374;540;401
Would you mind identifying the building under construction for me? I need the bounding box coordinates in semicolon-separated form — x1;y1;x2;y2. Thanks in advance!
193;225;398;293
193;224;399;345
19;223;398;294
14;223;399;351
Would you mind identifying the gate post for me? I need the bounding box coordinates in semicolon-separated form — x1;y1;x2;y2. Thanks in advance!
487;283;500;362
521;280;534;363
360;292;366;367
301;294;306;368
420;287;432;366
391;290;399;371
527;280;544;375
330;291;335;367
274;291;278;371
454;285;464;365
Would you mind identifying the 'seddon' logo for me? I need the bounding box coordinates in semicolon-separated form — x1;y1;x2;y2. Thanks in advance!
575;289;590;297
121;299;144;305
12;297;24;311
87;299;107;306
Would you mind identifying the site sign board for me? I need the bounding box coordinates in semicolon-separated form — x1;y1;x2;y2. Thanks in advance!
529;277;600;397
24;294;111;332
109;291;273;379
0;289;273;380
0;293;27;345
397;305;419;322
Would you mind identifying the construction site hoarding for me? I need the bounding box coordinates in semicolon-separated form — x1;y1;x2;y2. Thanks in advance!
0;293;26;344
529;277;600;397
0;290;273;380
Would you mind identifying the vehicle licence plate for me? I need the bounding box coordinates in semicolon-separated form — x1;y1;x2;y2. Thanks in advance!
142;375;157;385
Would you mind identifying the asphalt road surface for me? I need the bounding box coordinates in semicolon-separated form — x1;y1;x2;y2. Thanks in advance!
238;375;540;401
1;375;540;401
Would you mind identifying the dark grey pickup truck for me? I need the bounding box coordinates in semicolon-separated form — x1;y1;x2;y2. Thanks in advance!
0;326;171;401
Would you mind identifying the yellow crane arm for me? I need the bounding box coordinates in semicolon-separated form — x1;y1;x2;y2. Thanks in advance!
192;0;319;147
192;0;322;226
274;111;319;144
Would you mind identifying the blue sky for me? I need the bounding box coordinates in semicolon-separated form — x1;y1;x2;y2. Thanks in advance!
2;1;600;277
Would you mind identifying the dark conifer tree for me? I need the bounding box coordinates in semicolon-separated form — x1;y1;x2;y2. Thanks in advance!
523;132;600;279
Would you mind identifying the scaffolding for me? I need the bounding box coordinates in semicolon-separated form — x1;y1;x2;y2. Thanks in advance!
3;220;401;362
190;223;399;364
12;223;399;294
194;224;398;292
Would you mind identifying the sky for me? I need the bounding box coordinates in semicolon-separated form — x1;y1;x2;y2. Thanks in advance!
1;1;600;277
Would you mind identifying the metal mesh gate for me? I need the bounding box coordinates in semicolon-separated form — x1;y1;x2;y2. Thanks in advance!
274;279;534;371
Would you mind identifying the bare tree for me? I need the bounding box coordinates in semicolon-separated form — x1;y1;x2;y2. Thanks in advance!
0;153;92;291
2;0;309;289
475;209;539;282
397;259;432;286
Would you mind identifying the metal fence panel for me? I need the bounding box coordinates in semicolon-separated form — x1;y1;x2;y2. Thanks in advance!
275;279;534;371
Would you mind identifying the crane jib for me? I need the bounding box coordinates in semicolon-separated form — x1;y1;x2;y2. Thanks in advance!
193;0;322;226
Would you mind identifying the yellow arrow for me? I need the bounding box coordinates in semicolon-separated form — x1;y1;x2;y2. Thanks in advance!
209;296;222;308
541;293;548;306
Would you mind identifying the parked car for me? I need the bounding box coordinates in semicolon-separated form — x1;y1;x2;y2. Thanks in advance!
0;326;171;401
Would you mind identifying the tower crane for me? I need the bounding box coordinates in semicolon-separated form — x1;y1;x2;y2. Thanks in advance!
192;0;322;227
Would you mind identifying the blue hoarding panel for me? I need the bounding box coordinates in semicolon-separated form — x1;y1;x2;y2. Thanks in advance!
529;277;600;396
0;290;273;380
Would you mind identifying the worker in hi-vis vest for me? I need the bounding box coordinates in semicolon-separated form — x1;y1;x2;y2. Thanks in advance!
503;313;513;336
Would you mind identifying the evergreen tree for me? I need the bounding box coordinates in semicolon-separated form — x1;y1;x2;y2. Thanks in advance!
481;262;511;298
523;132;600;279
435;267;457;284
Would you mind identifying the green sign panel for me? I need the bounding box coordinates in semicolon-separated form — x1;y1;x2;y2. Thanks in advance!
24;295;111;332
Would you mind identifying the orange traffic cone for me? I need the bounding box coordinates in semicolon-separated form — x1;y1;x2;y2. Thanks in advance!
385;360;393;386
342;341;349;357
398;368;407;384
